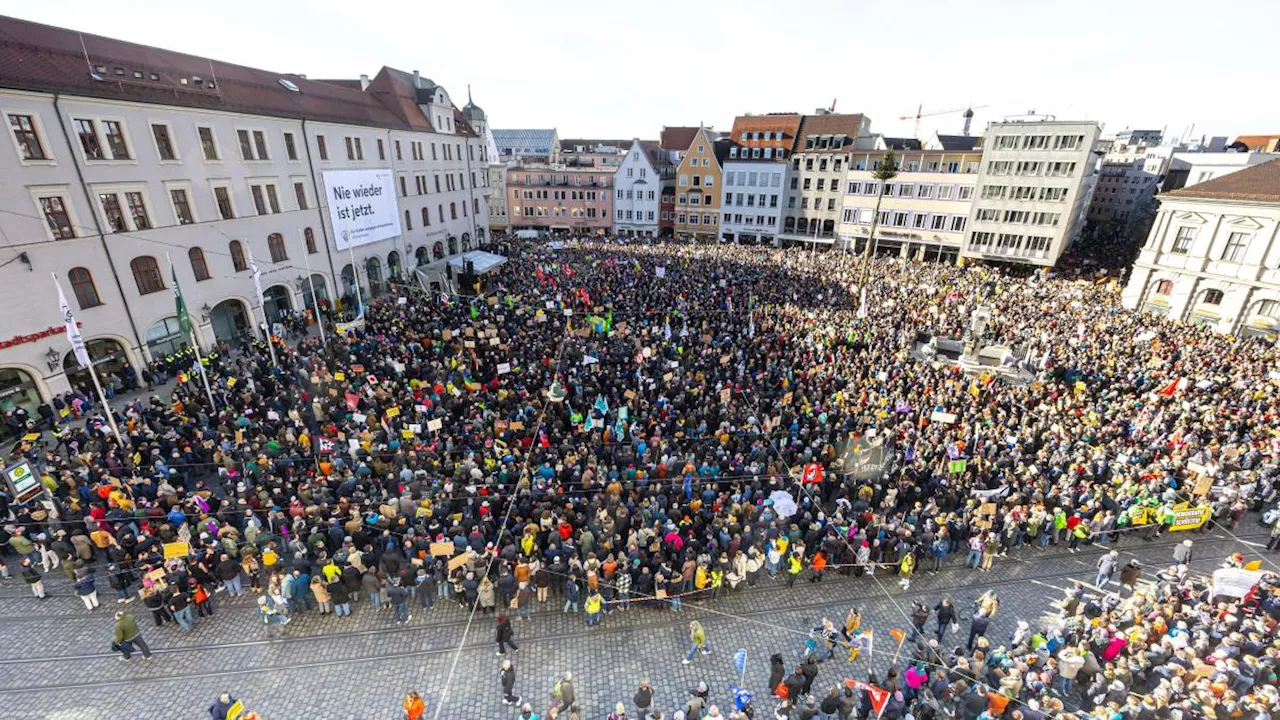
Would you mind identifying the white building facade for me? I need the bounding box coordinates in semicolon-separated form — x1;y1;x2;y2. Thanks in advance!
0;16;490;414
719;158;788;245
962;120;1100;266
1122;160;1280;341
838;149;981;263
612;140;661;236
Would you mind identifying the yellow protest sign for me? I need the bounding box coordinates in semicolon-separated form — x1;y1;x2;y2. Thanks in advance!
163;542;191;559
226;377;237;387
226;700;244;720
386;406;401;418
334;372;345;381
401;429;415;439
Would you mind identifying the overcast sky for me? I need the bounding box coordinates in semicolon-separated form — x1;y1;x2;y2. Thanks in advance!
8;0;1272;142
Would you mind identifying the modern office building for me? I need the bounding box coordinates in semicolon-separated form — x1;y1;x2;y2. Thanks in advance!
961;120;1101;265
838;147;982;263
0;16;491;411
1122;159;1280;340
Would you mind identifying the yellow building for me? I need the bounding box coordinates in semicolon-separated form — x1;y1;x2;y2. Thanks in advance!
673;127;726;240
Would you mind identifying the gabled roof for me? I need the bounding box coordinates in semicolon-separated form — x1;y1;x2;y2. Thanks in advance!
1163;159;1280;204
660;126;702;151
0;15;446;132
792;113;869;152
934;134;982;151
883;137;923;151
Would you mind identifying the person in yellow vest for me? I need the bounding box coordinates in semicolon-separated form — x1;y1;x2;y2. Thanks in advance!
683;620;712;664
786;552;804;589
899;550;916;590
584;589;604;627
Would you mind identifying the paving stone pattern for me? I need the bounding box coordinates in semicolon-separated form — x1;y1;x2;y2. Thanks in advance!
0;528;1269;719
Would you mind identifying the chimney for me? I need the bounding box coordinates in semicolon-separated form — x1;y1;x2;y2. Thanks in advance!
359;74;370;91
413;70;421;89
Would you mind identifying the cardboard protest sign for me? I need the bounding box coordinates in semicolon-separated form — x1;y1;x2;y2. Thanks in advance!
447;553;471;571
163;542;190;559
430;542;455;557
427;418;443;432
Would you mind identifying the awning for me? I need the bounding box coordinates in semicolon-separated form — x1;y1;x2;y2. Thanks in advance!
446;251;508;275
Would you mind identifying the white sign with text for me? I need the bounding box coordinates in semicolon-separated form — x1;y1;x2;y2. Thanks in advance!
323;170;402;249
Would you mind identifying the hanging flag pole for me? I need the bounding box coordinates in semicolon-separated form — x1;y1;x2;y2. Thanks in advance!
53;273;122;445
302;246;327;349
246;246;279;367
167;254;217;410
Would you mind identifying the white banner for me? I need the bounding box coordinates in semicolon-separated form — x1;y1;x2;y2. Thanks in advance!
323;170;402;249
1212;568;1264;598
53;276;90;369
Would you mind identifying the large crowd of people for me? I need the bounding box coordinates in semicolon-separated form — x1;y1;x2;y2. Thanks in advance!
2;237;1279;719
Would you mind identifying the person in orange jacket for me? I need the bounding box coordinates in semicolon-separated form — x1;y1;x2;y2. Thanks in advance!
403;690;425;720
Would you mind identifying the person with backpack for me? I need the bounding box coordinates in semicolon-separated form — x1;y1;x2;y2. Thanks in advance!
551;671;575;715
495;614;519;655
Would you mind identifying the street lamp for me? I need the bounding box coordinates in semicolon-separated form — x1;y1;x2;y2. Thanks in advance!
44;347;61;372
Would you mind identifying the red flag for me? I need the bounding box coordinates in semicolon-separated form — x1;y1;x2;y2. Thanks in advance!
1156;378;1179;397
843;679;890;715
802;463;824;484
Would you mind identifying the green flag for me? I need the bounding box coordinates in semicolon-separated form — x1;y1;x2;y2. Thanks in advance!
171;258;191;334
470;304;479;319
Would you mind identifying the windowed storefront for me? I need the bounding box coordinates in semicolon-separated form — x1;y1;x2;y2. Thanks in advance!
63;338;131;394
0;367;43;420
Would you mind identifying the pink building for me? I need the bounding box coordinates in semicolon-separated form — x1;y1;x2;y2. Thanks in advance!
507;165;614;233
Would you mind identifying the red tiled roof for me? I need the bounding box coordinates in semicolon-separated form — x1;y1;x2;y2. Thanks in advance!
1163;159;1280;204
660;126;701;151
792;113;868;152
0;15;465;133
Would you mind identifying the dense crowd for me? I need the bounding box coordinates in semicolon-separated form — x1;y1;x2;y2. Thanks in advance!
2;238;1279;719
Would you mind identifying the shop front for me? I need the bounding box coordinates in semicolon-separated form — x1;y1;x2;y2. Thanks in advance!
0;367;44;420
63;338;131;394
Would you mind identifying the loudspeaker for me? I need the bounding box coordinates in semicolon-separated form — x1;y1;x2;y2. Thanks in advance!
464;260;475;275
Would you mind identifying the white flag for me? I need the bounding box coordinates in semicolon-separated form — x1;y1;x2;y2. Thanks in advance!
856;288;867;319
582;355;599;366
54;274;91;369
247;246;265;308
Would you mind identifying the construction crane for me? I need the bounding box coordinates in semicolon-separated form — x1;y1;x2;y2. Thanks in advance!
899;105;989;138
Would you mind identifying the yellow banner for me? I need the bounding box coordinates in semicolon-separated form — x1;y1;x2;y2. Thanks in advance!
1169;503;1211;532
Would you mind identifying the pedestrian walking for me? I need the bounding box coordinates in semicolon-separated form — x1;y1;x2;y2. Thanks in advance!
933;599;956;643
1173;539;1193;564
112;611;153;661
1095;550;1119;588
20;558;44;599
496;613;519;655
967;611;990;651
389;578;411;625
500;659;521;706
73;567;100;610
551;671;575;715
208;693;238;720
683;620;712;664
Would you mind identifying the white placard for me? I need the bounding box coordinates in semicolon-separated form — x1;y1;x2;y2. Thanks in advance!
409;423;423;434
1212;568;1264;598
655;266;666;278
397;297;407;305
322;169;402;249
352;412;368;423
427;418;443;432
267;410;280;420
497;362;511;375
930;411;957;424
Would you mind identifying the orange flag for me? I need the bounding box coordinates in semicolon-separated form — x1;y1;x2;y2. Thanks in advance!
889;628;906;644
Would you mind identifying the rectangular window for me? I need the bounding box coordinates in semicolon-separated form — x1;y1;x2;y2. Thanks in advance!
345;137;355;161
931;215;946;231
214;187;234;219
238;130;254;160
39;196;75;238
317;135;328;160
170;189;194;225
150;124;176;161
99;193;126;232
266;185;281;214
1171;226;1195;254
75;119;103;159
253;130;269;160
198;127;219;160
937;185;954;200
958;186;973;200
9;114;47;160
352;138;363;160
294;182;308;210
1222;232;1251;262
284;132;298;160
251;185;267;215
377;138;385;161
950;216;967;232
102;120;129;159
125;191;149;229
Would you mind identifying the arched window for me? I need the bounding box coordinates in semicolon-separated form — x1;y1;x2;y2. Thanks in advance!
433;241;444;260
1155;279;1173;295
229;240;247;272
188;247;210;281
268;233;287;263
450;202;457;220
68;267;101;309
448;236;458;255
422;208;430;226
304;228;317;255
1203;289;1224;305
405;209;412;230
130;256;164;295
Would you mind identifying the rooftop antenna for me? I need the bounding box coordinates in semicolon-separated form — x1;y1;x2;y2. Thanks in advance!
467;83;472;104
